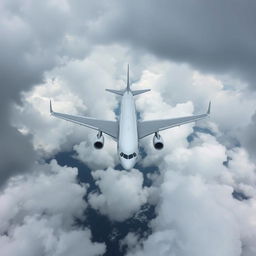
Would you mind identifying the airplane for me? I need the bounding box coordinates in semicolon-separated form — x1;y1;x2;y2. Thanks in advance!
50;65;211;170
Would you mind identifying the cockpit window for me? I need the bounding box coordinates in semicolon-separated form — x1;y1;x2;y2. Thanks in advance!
120;152;137;159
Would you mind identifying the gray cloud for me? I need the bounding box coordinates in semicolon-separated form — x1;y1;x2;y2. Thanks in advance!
0;0;104;184
0;125;35;185
90;0;256;88
1;1;256;255
238;112;256;160
3;0;256;186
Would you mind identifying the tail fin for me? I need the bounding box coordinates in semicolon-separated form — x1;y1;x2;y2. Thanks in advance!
106;64;130;96
127;64;130;91
106;64;151;96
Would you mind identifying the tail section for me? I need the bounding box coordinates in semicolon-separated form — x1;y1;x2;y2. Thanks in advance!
131;89;151;95
127;64;130;91
105;89;125;95
106;64;151;96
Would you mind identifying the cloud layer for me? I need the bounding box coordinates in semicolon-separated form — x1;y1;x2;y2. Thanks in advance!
89;168;150;222
0;160;105;256
1;0;256;255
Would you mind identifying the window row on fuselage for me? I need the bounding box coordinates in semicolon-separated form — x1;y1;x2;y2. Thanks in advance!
120;152;137;159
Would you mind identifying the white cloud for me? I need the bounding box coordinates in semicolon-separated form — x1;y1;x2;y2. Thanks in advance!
134;84;196;168
134;61;256;132
2;1;256;255
124;133;256;256
0;216;105;256
127;173;244;256
120;70;256;255
11;45;135;162
0;160;106;256
88;168;150;221
10;47;256;256
73;139;118;170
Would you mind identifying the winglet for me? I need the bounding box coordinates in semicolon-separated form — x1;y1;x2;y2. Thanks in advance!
207;101;211;115
50;100;53;114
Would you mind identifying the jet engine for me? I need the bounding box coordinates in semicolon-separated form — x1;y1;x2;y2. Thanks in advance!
153;133;164;150
94;131;104;149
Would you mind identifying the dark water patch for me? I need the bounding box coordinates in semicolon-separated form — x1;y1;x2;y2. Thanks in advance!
48;151;157;256
223;156;232;167
187;126;215;143
232;190;250;201
76;203;156;256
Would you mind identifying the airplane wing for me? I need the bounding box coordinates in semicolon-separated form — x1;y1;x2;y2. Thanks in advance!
138;102;211;139
50;101;118;139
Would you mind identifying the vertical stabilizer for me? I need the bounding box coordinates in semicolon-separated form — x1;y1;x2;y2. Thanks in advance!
106;64;151;96
126;64;130;91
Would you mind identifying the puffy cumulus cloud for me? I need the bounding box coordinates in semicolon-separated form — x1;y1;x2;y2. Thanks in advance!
1;0;256;184
73;139;118;170
227;147;256;188
124;154;256;255
161;133;256;195
114;67;256;255
2;2;256;255
134;61;256;132
120;232;141;253
127;174;243;256
11;45;132;157
123;132;256;255
7;38;256;256
11;79;87;154
161;134;228;179
132;60;256;160
0;160;86;230
88;168;151;221
0;217;105;256
133;76;203;167
0;160;106;256
0;0;109;184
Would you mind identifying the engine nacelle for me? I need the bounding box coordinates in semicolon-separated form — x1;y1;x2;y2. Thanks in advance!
94;132;104;149
153;133;164;150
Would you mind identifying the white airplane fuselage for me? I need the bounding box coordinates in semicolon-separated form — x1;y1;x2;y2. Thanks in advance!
118;90;138;169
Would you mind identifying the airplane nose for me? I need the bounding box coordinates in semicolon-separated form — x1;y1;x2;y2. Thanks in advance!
121;159;135;170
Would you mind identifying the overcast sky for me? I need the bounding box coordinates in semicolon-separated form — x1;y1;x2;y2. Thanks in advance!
1;0;256;255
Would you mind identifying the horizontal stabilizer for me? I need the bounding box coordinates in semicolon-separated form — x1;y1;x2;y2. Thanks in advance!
105;89;125;96
131;89;151;96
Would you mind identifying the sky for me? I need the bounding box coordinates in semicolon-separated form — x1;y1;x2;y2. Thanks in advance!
1;0;256;255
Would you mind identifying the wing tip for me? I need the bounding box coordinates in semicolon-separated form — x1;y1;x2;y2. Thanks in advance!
207;101;211;115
